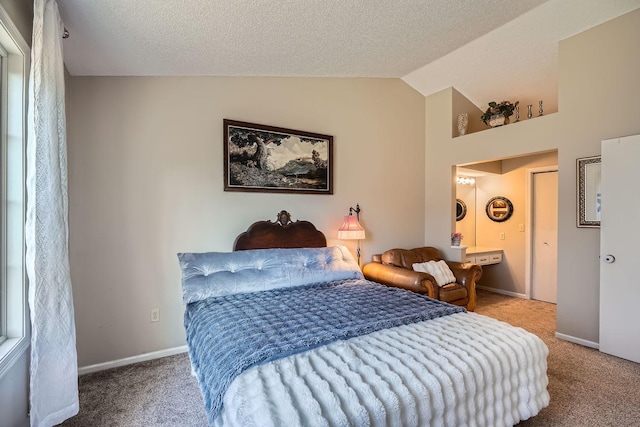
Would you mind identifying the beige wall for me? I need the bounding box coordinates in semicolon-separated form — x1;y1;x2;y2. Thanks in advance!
426;89;562;258
556;8;640;344
452;87;484;137
425;8;640;345
0;0;32;45
67;5;640;366
67;76;425;366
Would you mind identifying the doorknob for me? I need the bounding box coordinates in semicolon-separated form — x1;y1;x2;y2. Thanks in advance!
603;255;616;263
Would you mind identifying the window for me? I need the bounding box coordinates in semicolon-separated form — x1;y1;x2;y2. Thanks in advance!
0;43;6;347
0;4;29;379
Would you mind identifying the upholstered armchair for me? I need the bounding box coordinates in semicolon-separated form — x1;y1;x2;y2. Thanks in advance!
362;246;482;311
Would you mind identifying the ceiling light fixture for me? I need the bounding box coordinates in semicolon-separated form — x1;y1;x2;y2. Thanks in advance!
456;176;476;186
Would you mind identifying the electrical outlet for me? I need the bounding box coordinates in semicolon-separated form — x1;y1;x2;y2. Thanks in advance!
151;308;160;323
499;232;505;240
519;224;525;232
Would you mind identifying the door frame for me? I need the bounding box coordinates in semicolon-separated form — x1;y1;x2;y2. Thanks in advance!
525;165;558;299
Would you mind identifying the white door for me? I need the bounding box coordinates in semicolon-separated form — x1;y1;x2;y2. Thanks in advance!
600;135;640;363
531;170;558;303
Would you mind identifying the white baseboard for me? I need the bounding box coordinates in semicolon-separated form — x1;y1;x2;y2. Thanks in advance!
78;345;189;375
555;332;599;349
477;286;528;299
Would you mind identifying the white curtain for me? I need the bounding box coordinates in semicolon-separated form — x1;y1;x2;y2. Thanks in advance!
26;0;79;426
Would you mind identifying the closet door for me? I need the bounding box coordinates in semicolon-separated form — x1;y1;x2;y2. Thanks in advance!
599;134;640;363
531;170;558;303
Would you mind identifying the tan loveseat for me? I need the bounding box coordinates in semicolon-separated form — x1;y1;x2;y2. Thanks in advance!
362;247;482;311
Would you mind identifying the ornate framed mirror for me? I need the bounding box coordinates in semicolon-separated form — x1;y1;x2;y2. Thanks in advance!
577;155;601;228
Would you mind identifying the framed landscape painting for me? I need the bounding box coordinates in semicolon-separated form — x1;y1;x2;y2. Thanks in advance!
223;120;333;194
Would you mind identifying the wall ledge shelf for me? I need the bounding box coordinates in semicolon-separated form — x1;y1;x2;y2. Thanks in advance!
452;111;558;139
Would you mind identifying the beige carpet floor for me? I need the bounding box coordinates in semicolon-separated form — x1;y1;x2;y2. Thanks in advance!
60;290;640;426
474;290;640;427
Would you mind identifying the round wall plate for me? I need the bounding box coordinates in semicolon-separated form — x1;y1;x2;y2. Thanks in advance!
456;199;467;221
486;196;513;222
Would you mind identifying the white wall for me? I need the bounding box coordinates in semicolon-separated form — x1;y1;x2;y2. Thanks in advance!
425;8;640;345
67;76;425;366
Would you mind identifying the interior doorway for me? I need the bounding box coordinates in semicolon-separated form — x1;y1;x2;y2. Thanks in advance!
456;151;558;298
527;167;558;303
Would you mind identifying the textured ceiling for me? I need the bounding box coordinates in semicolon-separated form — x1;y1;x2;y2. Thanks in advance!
57;0;548;77
57;0;640;110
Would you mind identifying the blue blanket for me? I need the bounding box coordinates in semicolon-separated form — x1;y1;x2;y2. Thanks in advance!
185;279;466;424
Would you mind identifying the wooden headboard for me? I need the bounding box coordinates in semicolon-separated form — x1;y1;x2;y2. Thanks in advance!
233;210;327;250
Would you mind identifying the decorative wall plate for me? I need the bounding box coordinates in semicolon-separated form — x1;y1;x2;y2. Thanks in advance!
486;196;513;222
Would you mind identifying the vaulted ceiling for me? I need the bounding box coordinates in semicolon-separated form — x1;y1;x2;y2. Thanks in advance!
57;0;640;112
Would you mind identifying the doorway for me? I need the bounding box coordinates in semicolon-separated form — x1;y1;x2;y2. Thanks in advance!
527;167;558;303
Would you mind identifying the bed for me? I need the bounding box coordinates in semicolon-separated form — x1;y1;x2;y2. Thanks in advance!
178;211;549;426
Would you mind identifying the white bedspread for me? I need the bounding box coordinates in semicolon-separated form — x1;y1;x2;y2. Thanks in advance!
213;312;549;427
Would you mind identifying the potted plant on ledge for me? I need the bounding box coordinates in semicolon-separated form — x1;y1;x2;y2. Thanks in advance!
451;232;463;247
481;100;519;127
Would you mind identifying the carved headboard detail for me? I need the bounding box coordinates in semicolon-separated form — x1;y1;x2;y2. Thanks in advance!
233;210;327;251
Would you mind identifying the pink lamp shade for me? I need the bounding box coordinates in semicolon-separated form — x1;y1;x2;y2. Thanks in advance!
337;215;365;240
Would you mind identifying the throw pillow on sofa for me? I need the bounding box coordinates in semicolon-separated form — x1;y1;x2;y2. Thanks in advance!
412;260;456;287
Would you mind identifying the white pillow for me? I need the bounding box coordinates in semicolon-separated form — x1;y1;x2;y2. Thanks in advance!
412;260;457;287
